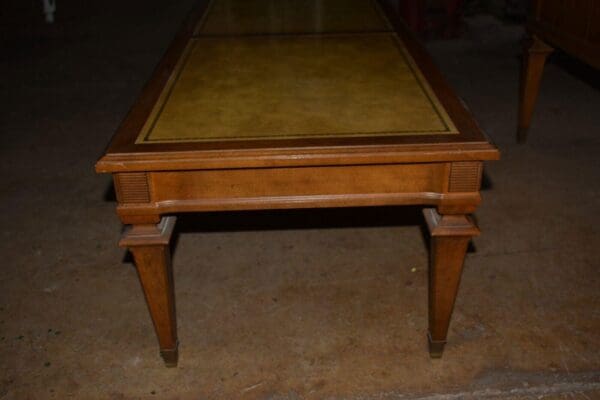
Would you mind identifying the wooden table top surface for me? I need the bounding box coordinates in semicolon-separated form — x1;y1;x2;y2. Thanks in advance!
97;0;498;172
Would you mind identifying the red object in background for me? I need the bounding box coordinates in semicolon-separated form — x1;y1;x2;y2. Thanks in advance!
399;0;464;38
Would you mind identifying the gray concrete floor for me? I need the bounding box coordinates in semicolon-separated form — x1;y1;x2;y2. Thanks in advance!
1;2;599;399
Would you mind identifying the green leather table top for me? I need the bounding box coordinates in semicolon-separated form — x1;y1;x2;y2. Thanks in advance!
136;0;458;144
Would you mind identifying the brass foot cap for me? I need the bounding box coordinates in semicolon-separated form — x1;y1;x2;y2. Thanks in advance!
428;333;446;359
160;346;179;368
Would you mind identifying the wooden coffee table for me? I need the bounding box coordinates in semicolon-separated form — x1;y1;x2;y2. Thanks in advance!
96;0;499;367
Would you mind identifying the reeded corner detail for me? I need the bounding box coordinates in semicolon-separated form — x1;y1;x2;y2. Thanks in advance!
448;162;482;193
114;172;151;204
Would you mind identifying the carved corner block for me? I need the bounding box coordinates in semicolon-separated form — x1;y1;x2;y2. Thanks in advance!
423;208;480;237
119;216;177;248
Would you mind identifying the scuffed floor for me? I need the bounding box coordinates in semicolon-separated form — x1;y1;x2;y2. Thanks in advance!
1;2;599;399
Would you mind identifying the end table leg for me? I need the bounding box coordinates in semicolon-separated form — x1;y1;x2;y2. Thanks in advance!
423;209;479;358
517;35;553;143
120;216;178;367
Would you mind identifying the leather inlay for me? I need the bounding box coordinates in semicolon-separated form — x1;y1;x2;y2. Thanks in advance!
137;34;458;144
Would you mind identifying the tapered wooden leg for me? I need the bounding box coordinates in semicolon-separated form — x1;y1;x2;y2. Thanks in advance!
423;209;480;358
518;36;554;143
119;216;178;367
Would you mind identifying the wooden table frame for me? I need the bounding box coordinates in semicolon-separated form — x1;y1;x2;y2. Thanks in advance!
96;0;499;367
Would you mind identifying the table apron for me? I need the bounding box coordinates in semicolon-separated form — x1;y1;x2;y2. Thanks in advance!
113;162;483;219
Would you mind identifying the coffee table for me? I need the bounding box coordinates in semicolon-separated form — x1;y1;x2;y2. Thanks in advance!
96;0;499;367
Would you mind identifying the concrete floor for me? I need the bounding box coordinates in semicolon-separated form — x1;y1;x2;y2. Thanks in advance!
1;2;599;399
